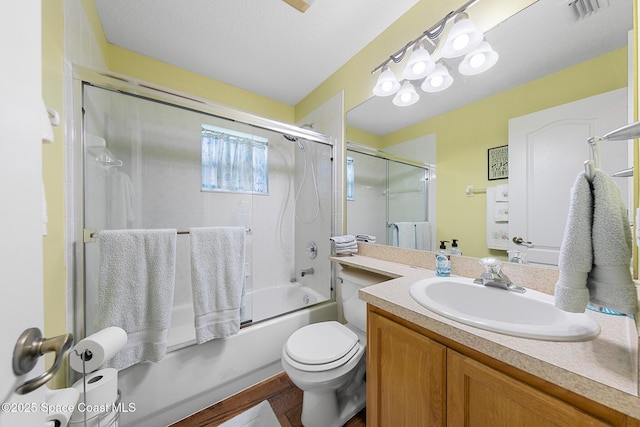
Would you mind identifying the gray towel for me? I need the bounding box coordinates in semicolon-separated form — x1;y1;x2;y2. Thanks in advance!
588;171;638;314
554;171;638;315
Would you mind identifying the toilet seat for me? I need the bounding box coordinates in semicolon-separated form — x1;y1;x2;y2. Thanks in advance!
284;321;361;372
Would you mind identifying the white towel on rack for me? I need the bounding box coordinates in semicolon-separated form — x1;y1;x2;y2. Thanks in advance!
392;222;416;249
190;227;246;343
588;171;637;314
555;171;638;315
97;229;177;370
414;222;432;251
554;173;592;312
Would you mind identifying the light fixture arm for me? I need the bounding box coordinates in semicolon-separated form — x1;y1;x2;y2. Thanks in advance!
371;0;481;74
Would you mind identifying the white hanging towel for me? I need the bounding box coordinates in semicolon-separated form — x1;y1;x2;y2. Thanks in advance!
97;229;177;370
190;226;246;343
555;171;638;315
392;222;416;249
414;222;432;251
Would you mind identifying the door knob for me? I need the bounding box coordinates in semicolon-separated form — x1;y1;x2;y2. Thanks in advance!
512;236;534;248
12;327;73;394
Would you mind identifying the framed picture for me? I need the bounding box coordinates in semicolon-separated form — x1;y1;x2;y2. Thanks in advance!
488;145;508;180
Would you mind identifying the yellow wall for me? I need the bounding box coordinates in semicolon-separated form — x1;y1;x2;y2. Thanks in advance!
107;45;295;124
41;0;67;387
372;48;627;258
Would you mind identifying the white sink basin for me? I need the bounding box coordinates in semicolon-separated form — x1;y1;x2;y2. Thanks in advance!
409;277;600;341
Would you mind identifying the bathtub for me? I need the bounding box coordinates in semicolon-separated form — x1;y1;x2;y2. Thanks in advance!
167;284;330;351
117;288;337;427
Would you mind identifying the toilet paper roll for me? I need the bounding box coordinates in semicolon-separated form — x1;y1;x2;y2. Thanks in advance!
44;387;80;427
69;326;127;373
70;368;119;422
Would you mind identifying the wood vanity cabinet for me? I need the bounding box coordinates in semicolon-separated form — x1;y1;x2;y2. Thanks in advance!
367;306;639;427
367;307;447;426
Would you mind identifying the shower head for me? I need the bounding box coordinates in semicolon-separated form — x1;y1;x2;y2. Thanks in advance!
284;134;305;151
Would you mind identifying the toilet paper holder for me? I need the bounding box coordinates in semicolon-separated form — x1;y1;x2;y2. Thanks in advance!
12;327;73;394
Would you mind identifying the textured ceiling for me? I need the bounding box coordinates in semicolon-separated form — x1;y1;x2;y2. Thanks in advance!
94;0;418;105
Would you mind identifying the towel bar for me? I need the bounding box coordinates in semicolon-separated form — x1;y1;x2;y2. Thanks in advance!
83;227;252;243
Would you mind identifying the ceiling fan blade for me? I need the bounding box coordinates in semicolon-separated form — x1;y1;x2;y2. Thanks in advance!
282;0;315;13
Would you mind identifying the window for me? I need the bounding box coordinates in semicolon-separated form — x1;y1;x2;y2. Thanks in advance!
201;124;268;194
346;156;355;201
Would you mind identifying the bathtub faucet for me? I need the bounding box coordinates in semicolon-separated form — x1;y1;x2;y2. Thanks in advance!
300;268;314;277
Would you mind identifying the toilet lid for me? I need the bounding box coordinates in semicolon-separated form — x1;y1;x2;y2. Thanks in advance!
285;321;359;365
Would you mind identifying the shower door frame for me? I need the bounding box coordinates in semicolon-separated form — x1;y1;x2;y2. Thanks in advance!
70;66;338;376
346;141;434;247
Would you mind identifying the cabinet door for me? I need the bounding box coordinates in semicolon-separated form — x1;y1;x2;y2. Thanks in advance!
368;310;447;427
447;350;612;427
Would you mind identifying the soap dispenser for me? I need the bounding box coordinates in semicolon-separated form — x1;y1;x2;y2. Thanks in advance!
435;241;451;277
450;239;462;256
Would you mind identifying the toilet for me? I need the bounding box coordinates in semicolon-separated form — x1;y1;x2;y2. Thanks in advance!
281;267;385;427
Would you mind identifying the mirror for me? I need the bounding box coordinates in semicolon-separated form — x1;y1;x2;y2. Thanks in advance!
346;0;633;260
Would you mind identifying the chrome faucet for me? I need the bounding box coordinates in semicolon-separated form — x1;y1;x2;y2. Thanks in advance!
300;268;314;277
474;258;526;293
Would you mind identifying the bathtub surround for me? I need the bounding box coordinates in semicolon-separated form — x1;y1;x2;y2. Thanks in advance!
97;229;177;370
190;226;246;343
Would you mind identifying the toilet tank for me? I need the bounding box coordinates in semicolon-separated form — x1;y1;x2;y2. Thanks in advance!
338;267;388;333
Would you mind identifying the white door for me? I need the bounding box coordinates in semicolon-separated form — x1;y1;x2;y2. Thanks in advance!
508;88;630;266
0;1;47;426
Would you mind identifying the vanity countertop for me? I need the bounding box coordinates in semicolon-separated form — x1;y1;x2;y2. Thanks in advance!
332;254;640;419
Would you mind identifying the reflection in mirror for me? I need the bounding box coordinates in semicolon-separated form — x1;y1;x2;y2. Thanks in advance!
346;0;633;263
346;143;435;250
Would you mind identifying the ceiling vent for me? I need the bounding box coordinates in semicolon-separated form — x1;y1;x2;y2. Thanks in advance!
562;0;610;23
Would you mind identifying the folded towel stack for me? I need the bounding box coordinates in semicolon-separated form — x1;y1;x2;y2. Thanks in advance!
356;234;376;243
330;235;358;255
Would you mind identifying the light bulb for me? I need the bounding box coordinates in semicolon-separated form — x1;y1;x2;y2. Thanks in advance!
373;66;400;96
430;75;444;88
421;63;453;93
458;41;498;76
402;42;435;80
469;52;486;68
441;14;483;58
412;61;427;75
453;33;470;52
392;81;420;106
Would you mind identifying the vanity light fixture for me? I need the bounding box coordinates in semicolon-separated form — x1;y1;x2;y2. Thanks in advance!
458;41;499;75
371;0;498;107
393;81;420;107
421;63;453;92
373;65;401;97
